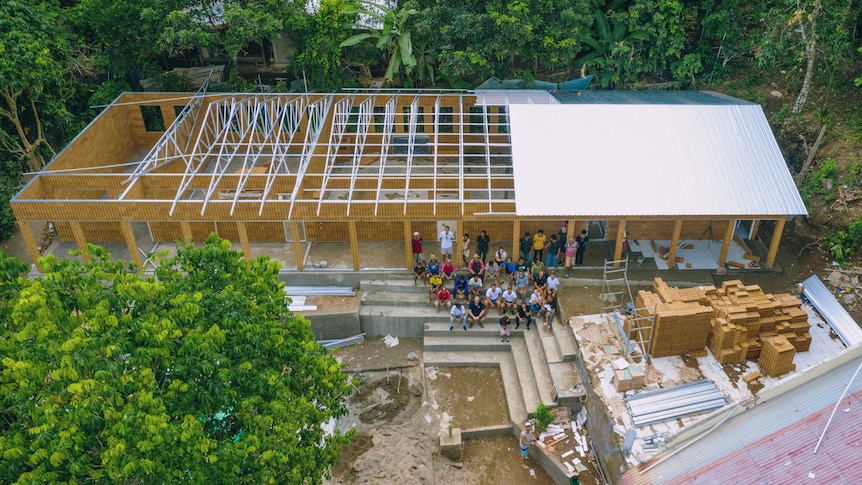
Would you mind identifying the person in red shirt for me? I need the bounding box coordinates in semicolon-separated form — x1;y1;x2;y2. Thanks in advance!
411;232;424;263
441;259;456;280
435;286;452;311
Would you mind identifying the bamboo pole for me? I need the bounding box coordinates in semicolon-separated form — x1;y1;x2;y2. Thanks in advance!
69;221;90;263
181;222;193;242
613;219;626;268
349;221;360;270
121;222;141;269
404;221;414;269
237;222;251;261
19;220;43;271
290;222;304;271
750;220;761;240
512;219;521;265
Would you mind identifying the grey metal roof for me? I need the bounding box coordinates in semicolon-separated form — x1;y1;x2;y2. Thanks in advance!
474;90;559;106
623;345;862;484
508;100;808;218
552;90;756;105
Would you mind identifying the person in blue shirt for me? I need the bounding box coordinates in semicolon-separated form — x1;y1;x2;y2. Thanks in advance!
453;275;469;302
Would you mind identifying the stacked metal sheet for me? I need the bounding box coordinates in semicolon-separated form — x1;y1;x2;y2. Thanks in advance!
284;286;356;296
319;334;365;350
625;379;726;427
802;275;862;347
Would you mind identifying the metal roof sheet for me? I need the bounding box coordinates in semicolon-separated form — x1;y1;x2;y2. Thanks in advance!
623;346;862;485
473;90;559;106
552;90;756;105
803;275;862;346
508;103;808;218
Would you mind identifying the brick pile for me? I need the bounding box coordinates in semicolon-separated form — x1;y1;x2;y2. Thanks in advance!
626;279;810;375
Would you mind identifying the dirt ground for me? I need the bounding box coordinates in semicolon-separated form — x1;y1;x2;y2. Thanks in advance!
327;348;558;484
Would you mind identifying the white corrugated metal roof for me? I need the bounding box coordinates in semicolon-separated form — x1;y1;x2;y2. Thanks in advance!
474;90;559;106
508;103;807;217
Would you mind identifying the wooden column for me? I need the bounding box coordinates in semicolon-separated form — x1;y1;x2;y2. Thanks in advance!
512;219;521;263
613;219;626;268
290;222;304;271
455;220;464;265
404;221;414;269
121;222;142;269
69;221;90;263
181;222;193;242
666;219;684;270
348;221;360;270
750;220;761;240
765;218;786;269
237;222;251;261
18;221;43;271
717;220;736;267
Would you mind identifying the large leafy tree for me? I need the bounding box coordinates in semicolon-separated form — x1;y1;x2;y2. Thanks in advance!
0;236;352;484
340;0;421;83
0;0;72;172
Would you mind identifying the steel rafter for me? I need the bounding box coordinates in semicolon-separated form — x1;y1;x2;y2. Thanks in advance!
372;96;398;216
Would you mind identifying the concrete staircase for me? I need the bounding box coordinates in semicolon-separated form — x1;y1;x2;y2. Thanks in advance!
359;278;586;483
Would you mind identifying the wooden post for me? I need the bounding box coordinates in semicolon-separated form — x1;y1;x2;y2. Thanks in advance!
750;220;761;240
121;222;142;269
666;219;683;270
765;218;786;269
69;221;90;263
512;219;521;263
181;222;193;242
290;222;304;271
348;221;360;270
455;220;464;265
404;221;414;269
717;220;736;267
18;220;43;271
237;222;251;261
613;219;626;268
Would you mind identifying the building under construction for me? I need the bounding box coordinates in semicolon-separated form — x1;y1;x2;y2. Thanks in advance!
11;88;807;271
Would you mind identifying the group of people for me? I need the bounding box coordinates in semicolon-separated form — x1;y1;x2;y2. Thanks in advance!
410;225;585;341
519;223;589;278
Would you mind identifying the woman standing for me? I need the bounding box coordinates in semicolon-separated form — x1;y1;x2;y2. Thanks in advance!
461;233;472;270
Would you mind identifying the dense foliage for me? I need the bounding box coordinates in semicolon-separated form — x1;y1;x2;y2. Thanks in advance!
0;236;352;483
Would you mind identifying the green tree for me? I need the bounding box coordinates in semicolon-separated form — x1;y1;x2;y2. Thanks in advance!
0;236;353;483
294;0;356;91
579;8;646;88
340;1;420;83
0;1;72;172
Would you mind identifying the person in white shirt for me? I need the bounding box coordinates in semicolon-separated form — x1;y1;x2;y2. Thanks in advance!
438;225;456;261
450;302;466;331
484;283;503;315
501;286;518;315
529;288;544;315
546;271;560;297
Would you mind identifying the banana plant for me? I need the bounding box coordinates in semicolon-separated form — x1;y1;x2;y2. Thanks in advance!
579;9;645;88
340;1;419;83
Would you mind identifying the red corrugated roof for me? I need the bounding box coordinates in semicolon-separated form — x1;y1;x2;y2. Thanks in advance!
644;388;862;484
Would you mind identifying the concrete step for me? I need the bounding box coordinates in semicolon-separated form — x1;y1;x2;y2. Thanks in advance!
554;320;580;362
359;305;449;337
423;321;528;337
523;325;557;406
423;351;527;428
423;335;517;353
542;335;563;364
509;337;542;415
361;291;436;307
360;279;434;294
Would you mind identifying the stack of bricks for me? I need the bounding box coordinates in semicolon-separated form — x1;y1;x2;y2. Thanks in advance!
759;335;797;376
629;281;713;358
627;279;811;374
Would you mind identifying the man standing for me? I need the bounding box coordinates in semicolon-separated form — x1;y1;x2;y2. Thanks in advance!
520;422;537;469
438;225;456;262
411;231;423;263
519;231;533;265
575;229;589;266
468;295;487;328
545;234;561;270
450;302;467;331
476;230;490;263
532;229;547;263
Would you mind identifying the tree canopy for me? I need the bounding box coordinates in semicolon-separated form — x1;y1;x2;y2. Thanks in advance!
0;236;352;484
